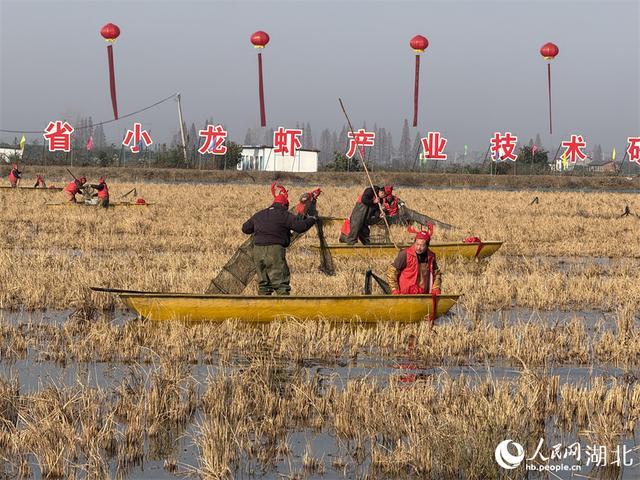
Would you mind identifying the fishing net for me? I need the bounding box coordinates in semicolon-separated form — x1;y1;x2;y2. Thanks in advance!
363;269;391;295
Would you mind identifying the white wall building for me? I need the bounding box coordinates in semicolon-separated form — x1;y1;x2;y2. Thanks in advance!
0;147;23;163
238;145;318;173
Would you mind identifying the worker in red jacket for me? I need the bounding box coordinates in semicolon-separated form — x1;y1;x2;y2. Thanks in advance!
63;176;87;203
386;224;442;295
33;175;46;188
8;164;21;187
90;177;109;208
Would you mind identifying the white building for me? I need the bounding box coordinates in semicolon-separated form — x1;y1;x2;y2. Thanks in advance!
238;145;318;173
0;147;23;163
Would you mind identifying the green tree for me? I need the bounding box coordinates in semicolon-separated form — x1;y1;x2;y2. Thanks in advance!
213;141;243;170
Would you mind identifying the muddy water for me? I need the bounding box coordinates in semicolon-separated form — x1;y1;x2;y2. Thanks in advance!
2;310;640;480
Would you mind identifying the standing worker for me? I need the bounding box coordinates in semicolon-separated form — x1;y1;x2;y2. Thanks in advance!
8;164;21;188
242;183;316;295
387;225;442;295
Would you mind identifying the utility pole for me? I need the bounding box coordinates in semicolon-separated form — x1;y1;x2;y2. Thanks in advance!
176;93;189;167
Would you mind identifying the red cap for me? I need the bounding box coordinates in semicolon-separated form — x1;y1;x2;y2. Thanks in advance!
12;164;18;169
78;176;87;184
135;198;146;205
271;182;289;207
384;185;393;196
407;223;434;241
99;176;106;183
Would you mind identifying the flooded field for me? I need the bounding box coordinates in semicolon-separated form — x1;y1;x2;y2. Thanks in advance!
1;183;640;478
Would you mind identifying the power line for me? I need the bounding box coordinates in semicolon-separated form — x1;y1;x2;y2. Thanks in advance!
0;93;178;134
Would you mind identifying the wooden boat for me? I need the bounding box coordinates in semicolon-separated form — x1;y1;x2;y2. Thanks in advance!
310;241;503;260
91;287;459;323
0;186;63;191
46;201;153;208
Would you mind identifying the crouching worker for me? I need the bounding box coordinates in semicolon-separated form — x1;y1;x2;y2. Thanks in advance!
90;177;109;208
242;183;316;295
387;224;441;295
339;185;387;245
63;176;87;203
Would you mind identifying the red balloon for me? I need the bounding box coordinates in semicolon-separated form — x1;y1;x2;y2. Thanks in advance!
250;31;270;48
410;35;429;52
540;42;559;59
100;23;120;41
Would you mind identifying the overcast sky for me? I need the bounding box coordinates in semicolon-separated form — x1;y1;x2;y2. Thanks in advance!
1;0;638;154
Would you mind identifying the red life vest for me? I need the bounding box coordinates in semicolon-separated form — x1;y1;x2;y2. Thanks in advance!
8;169;19;184
398;245;436;294
97;183;109;199
340;217;351;235
64;181;80;195
383;196;399;216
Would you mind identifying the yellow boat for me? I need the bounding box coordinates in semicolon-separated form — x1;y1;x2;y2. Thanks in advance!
0;186;63;191
310;241;503;260
91;287;459;323
46;201;153;208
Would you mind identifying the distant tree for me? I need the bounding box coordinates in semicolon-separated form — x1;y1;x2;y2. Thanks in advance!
322;151;364;172
304;122;313;149
93;124;107;149
319;128;331;165
398;119;411;169
244;128;254;145
534;133;543;149
263;127;274;146
214;140;243;170
592;144;603;163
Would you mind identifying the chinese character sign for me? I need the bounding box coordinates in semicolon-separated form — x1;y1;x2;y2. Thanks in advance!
561;134;587;163
490;132;518;161
627;137;640;165
273;127;303;156
122;123;152;153
346;129;375;159
43;121;74;152
198;125;228;155
421;132;447;160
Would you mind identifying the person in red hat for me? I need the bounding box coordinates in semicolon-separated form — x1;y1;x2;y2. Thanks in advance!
295;188;322;217
381;185;401;219
90;176;110;208
8;164;21;188
386;224;441;295
339;185;387;245
63;176;87;203
33;175;46;188
242;183;317;295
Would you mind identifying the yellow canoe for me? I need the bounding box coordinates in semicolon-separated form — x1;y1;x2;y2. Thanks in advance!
319;216;344;227
91;287;459;323
310;241;503;260
0;186;63;191
46;202;153;208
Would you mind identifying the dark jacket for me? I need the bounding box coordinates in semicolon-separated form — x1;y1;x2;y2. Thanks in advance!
242;203;316;247
360;185;382;207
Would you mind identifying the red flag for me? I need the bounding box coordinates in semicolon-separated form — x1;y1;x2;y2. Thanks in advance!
86;136;94;151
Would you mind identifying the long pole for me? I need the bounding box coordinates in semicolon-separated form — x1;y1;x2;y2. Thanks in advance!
176;93;189;167
339;98;397;249
258;52;266;127
413;54;420;127
547;63;553;135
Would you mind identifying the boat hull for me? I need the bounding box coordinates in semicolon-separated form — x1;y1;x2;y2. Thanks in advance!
46;202;153;208
92;288;459;323
0;186;63;191
310;241;502;260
